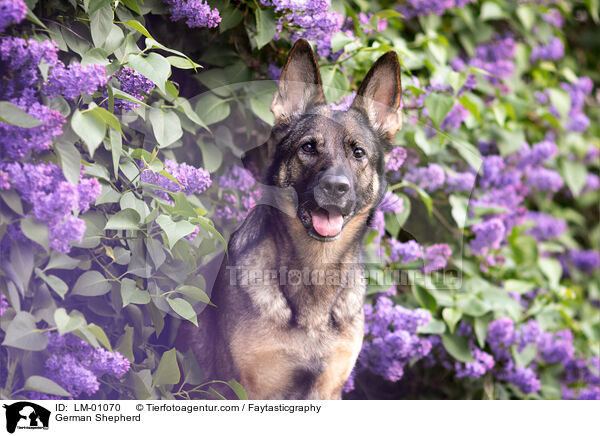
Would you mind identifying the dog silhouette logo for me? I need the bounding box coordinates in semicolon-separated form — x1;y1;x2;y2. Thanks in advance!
2;402;51;433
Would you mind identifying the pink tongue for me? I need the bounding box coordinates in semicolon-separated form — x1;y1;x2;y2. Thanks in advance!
312;209;344;237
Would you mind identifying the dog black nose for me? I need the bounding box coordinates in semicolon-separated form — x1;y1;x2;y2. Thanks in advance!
319;174;350;197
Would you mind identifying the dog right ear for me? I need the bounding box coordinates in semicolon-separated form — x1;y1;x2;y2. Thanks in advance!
351;51;402;142
271;39;325;126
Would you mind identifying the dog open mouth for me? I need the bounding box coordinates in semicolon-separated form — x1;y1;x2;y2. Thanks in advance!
310;207;344;238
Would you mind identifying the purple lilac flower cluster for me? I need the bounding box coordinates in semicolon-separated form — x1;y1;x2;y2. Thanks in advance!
569;250;600;273
0;36;108;159
409;79;473;135
425;323;496;379
386;147;407;172
0;294;8;316
404;163;445;192
141;159;212;202
329;91;356;112
0;0;27;33
422;317;597;397
560;77;593;132
530;37;564;62
214;165;262;223
342;12;388;35
485;318;580;395
470;218;505;256
562;356;600;400
397;0;474;19
27;333;130;399
260;0;342;57
344;296;431;390
164;0;221;28
451;36;516;93
112;67;155;112
1;162;101;253
414;138;567;264
45;63;109;100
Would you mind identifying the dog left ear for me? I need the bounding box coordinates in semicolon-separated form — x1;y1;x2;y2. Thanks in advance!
351;51;402;142
271;39;325;125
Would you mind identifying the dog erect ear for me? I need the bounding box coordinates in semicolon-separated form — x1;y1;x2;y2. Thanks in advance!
351;51;402;141
271;39;325;125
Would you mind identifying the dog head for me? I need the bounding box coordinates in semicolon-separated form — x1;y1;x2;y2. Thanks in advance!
266;39;402;242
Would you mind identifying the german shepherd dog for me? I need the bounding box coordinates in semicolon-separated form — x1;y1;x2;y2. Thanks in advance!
180;39;403;399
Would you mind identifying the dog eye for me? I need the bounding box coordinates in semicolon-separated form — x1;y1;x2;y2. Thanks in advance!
301;142;317;154
352;147;366;159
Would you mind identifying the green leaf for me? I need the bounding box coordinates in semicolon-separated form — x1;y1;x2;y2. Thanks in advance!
149;107;183;147
21;215;50;251
194;93;230;125
84;106;123;134
442;333;474;363
121;278;151;306
124;20;153;39
176;98;210;132
152;348;181;387
253;9;276;49
561;159;587;196
105;208;141;230
127;52;171;93
516;5;536;30
44;252;80;271
71;270;111;297
249;97;274;125
175;285;213;305
442;308;462;333
198;140;223;173
321;66;350;102
474;314;491;348
504;279;537;295
166;56;202;70
417;318;446;335
121;0;141;15
2;312;48;351
425;93;455;128
54;308;86;335
413;285;437;312
167;297;198;326
71;109;106;157
451;140;482;171
227;379;248;400
117;326;135;363
90;6;113;48
86;323;113;351
55;139;82;186
0;101;43;127
547;88;571;120
456;296;490;317
10;242;33;292
458;94;481;123
480;1;505;20
156;215;196;249
219;2;243;33
111;88;149;108
109;127;122;179
35;268;68;298
449;195;468;228
538;257;562;290
23;376;71;397
510;234;538;266
0;190;24;215
512;344;537;368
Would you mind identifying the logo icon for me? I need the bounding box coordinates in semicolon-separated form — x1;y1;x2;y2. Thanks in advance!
2;402;51;434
